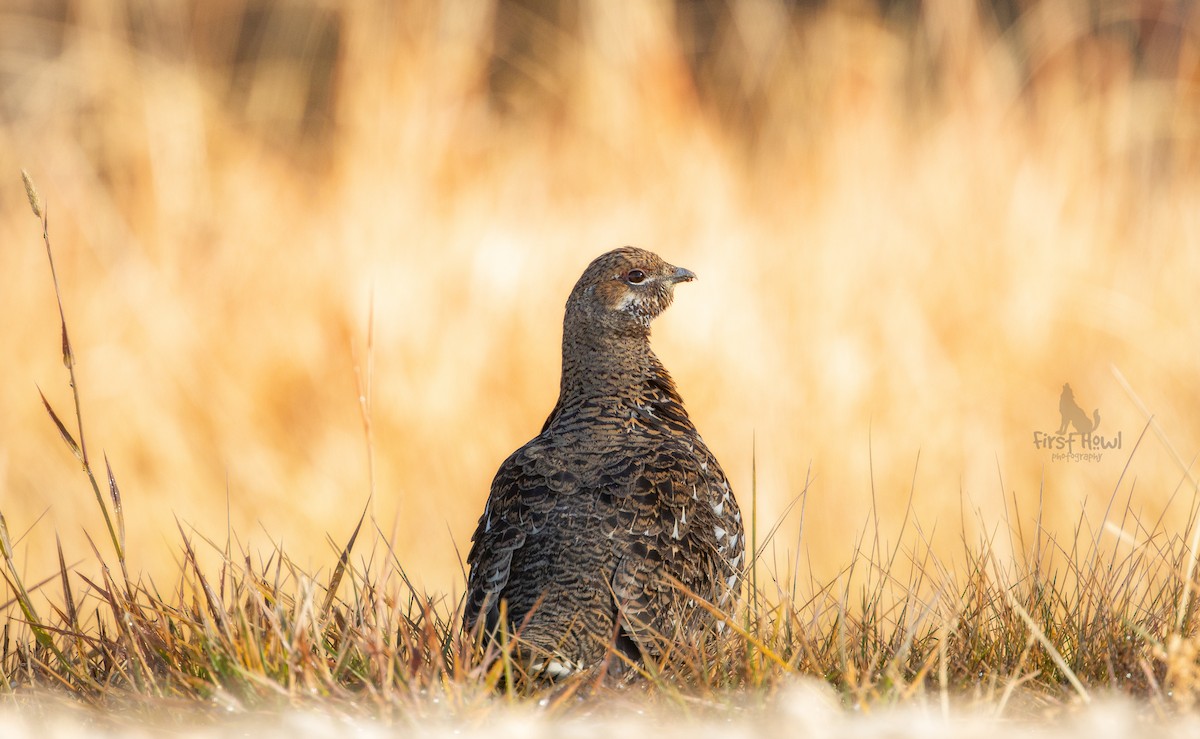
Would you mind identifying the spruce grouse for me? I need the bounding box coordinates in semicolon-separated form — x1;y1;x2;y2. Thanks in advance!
464;247;745;678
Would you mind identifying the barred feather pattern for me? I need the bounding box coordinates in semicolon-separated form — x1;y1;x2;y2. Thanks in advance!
464;247;744;676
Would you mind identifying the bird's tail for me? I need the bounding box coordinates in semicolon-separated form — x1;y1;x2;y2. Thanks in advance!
515;625;582;679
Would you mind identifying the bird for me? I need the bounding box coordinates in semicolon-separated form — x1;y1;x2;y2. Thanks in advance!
463;246;744;679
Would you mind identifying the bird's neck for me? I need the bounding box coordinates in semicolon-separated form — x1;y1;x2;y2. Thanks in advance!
554;326;684;413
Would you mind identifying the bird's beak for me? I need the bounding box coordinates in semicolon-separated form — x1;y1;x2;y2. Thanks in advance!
668;266;696;284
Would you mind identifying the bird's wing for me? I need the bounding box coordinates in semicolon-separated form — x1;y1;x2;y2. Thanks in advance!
609;440;744;644
463;443;560;634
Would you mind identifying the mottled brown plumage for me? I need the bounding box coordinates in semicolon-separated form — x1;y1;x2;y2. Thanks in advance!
464;247;744;677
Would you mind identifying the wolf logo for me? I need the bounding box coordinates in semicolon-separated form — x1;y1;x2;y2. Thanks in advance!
1057;383;1100;435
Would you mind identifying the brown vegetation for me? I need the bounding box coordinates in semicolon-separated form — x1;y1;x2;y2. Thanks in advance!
2;0;1200;718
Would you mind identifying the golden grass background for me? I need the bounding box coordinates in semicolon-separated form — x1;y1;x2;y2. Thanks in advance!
1;0;1198;599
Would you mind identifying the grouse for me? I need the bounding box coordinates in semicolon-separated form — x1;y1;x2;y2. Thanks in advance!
464;246;745;678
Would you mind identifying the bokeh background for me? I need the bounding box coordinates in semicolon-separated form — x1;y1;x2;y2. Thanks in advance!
1;0;1198;597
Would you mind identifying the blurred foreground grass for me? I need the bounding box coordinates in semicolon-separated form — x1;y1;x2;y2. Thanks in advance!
2;0;1200;716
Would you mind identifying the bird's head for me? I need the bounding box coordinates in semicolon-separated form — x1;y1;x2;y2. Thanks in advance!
565;247;696;336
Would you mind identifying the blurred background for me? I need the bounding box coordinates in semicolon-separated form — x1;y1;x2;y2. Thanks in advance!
0;0;1198;597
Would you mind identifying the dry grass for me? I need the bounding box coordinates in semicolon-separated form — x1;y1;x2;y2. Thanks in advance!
3;0;1200;725
5;175;1200;724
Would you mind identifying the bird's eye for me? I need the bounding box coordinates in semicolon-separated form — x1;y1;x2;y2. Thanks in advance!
625;269;647;284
